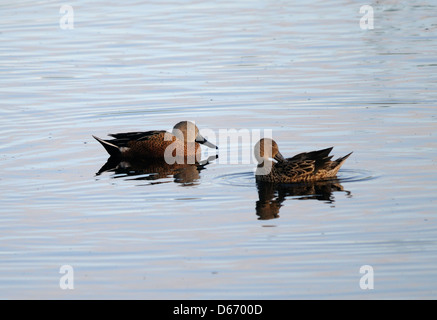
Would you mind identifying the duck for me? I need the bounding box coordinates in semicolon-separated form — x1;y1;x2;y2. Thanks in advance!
254;138;352;183
93;121;217;163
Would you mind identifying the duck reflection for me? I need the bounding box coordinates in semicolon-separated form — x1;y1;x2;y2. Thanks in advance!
255;179;350;220
96;155;217;186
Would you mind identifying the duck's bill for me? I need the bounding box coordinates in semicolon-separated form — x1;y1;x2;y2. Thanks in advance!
274;152;285;162
199;139;218;149
196;134;218;149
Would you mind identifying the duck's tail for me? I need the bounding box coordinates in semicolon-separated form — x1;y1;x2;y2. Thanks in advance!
332;151;353;174
93;135;121;158
336;151;353;164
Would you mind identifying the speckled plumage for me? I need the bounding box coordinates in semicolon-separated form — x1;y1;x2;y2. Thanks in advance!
255;139;352;183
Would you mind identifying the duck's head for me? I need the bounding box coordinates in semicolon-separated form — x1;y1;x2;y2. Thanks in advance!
172;121;217;149
254;138;285;164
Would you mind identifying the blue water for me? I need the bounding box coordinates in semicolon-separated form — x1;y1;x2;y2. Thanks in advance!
1;0;437;299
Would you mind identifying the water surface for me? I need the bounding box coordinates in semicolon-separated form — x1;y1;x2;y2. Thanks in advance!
1;0;437;299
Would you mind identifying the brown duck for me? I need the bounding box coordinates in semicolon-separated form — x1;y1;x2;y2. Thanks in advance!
254;138;352;183
93;121;217;163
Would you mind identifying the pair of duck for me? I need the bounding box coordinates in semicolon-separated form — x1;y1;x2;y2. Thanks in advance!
93;121;352;183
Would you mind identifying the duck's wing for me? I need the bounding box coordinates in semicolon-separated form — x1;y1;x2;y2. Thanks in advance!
286;147;333;162
107;130;167;147
109;130;166;140
278;147;335;178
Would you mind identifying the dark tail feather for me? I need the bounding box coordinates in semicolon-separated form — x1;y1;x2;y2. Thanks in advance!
336;152;353;164
93;135;121;158
326;151;352;176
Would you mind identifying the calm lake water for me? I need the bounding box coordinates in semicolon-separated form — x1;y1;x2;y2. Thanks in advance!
1;0;437;299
